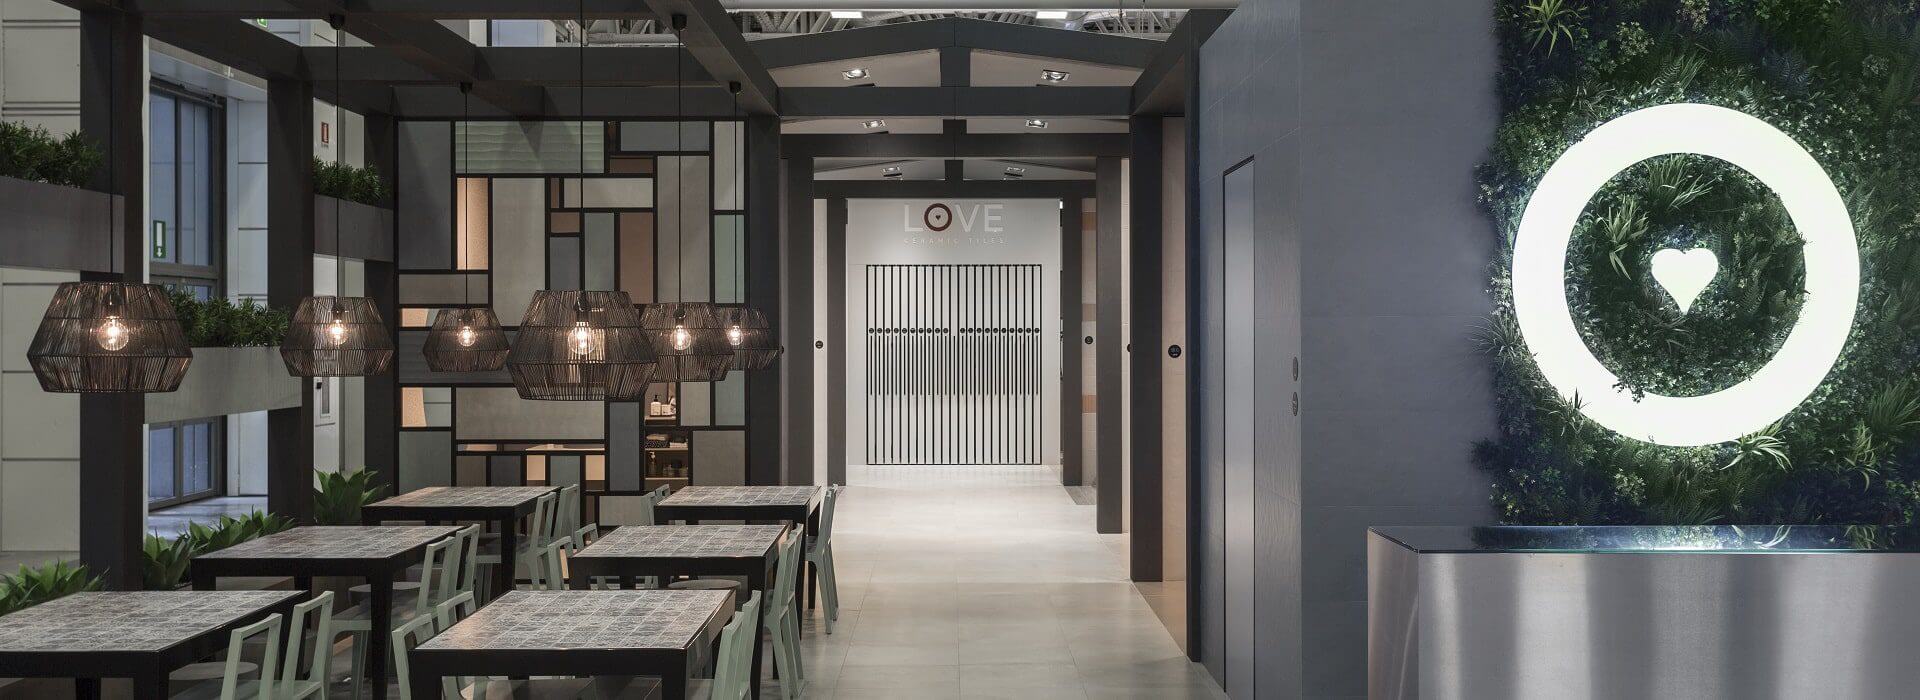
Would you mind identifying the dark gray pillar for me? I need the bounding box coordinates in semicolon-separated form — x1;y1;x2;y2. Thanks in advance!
746;116;784;485
1183;39;1206;662
1129;117;1164;580
939;46;970;88
1095;156;1124;534
77;10;145;590
268;77;317;523
826;198;848;484
362;112;398;491
1059;197;1083;487
781;156;815;485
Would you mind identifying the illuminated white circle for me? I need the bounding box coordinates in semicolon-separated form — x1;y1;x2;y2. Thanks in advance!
1512;103;1859;446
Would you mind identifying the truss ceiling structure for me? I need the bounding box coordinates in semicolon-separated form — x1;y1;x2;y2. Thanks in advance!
573;10;1186;43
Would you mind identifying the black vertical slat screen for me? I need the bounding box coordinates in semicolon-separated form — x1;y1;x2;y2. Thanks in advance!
866;264;1043;465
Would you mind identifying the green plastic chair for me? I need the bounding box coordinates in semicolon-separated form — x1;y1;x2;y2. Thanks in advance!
764;525;807;700
169;612;281;700
475;491;557;593
695;590;762;700
277;591;335;700
805;486;841;633
340;532;458;700
388;613;440;700
524;537;570;591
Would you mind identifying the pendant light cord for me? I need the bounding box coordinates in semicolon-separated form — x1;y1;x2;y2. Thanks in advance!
331;15;347;316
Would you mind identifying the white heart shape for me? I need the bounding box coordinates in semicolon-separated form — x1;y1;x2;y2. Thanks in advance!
1650;248;1719;315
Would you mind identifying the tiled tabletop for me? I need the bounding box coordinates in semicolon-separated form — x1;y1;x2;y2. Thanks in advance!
194;526;459;560
574;525;786;559
369;486;555;509
657;486;820;507
419;590;731;651
0;591;298;652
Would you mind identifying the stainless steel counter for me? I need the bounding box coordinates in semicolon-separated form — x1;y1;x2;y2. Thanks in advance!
1369;525;1920;700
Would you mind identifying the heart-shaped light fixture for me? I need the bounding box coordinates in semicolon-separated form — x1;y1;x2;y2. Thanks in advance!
1650;247;1719;315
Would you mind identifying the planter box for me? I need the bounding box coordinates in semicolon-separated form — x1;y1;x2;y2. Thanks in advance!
314;194;394;263
146;346;302;423
0;175;120;274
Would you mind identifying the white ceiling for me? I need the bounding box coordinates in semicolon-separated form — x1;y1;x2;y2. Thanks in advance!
782;117;947;133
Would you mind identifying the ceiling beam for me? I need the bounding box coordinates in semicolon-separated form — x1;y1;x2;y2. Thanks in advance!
784;131;1129;158
781;86;1131;118
814;179;1093;199
640;1;778;114
1131;9;1227;115
271;4;545;114
306;46;713;85
753;17;1158;70
112;0;657;18
386;85;737;118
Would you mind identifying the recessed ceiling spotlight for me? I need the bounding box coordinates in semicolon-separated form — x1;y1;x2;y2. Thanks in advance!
1004;166;1026;174
1003;172;1024;179
883;171;903;178
861;119;887;130
842;67;869;80
1025;119;1049;129
882;166;901;173
1040;69;1071;83
1035;10;1069;19
831;10;863;19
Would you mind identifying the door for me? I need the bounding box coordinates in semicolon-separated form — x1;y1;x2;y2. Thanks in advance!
1221;159;1258;697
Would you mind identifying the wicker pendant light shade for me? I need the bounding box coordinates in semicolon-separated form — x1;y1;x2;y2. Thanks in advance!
27;282;192;393
280;296;395;377
718;306;781;370
641;302;733;382
507;290;656;401
423;307;510;373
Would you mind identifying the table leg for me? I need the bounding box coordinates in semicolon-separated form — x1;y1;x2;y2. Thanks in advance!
660;668;687;700
806;507;822;612
369;577;394;700
133;672;168;700
190;568;214;591
497;517;519;601
74;678;98;700
408;667;442;700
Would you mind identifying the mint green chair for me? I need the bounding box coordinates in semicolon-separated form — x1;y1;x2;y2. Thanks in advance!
340;533;458;700
765;526;806;700
388;614;439;700
277;591;335;700
476;491;557;595
806;486;841;633
693;591;761;700
169;613;281;700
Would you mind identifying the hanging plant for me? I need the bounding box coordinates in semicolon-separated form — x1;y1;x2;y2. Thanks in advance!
1476;0;1920;526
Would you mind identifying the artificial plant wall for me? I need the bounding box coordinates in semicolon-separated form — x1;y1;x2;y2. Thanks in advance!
1477;0;1920;525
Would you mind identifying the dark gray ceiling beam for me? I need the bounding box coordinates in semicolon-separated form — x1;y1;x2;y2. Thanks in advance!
272;3;546;114
144;17;305;81
1130;9;1227;114
782;86;1131;118
640;0;778;114
815;179;1093;199
754;17;1159;70
387;85;736;118
784;132;1128;158
305;46;713;85
112;0;656;18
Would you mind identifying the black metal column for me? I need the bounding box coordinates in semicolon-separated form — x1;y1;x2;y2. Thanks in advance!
1129;117;1165;580
781;156;815;485
77;9;145;590
1095;156;1124;534
362;111;399;492
825;198;847;483
1059;197;1083;487
745;115;784;485
267;77;316;523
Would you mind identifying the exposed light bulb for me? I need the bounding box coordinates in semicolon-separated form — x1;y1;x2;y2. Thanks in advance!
569;321;596;356
95;316;129;351
727;324;744;346
672;324;692;351
326;319;349;346
457;325;477;348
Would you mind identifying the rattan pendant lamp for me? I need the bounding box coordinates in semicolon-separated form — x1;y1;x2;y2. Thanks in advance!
505;7;657;400
422;83;509;373
641;14;733;382
281;14;394;378
27;17;191;393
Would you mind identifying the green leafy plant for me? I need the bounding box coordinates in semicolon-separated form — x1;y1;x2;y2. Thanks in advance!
141;511;294;590
167;290;289;347
1478;0;1920;527
0;561;101;617
141;534;196;590
313;158;391;207
314;469;389;525
0;120;101;188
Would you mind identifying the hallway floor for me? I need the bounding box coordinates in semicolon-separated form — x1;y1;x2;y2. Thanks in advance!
800;464;1225;699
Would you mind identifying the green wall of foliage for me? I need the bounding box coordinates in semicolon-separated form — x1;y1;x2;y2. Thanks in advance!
1477;0;1920;525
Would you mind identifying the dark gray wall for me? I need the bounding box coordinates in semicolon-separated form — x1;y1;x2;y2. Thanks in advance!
1191;1;1499;698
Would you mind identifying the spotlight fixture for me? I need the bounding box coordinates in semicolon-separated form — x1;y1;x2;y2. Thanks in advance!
883;171;903;179
1004;166;1026;174
882;165;901;173
1036;10;1068;19
831;10;863;18
1025;119;1049;129
1040;69;1071;83
842;67;869;80
861;119;887;130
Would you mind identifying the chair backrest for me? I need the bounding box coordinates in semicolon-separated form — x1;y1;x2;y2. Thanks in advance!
767;524;804;616
281;591;334;692
558;483;582;541
389;614;439;700
533;537;569;590
709;591;762;700
814;487;838;550
570;523;599;552
433;590;478;633
412;534;458;616
650;484;673;500
221;612;282;700
529;491;558;546
455;524;482;596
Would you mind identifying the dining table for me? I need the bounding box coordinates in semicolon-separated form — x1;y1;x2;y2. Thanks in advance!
190;525;459;700
654;486;824;614
0;590;300;700
406;589;734;700
566;524;788;698
360;485;557;601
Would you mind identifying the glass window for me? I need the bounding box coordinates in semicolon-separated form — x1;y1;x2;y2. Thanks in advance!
148;427;176;502
148;419;223;507
148;82;223;290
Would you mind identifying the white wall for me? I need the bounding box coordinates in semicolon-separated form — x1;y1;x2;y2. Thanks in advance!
842;199;1063;467
311;255;365;475
0;266;79;552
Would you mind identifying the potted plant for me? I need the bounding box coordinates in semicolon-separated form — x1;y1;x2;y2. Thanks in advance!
145;292;303;423
0;120;119;272
314;469;390;526
141;512;293;590
313;158;394;259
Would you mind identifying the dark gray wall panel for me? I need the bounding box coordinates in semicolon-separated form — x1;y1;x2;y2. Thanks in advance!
584;213;617;291
489;455;522;486
548;236;581;291
398;430;452;493
398;121;452;270
607;401;643;491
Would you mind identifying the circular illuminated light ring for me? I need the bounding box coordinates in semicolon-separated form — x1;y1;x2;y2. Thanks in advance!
1512;103;1859;446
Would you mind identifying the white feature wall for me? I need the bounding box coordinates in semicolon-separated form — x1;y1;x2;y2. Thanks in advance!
0;266;78;552
843;199;1062;467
